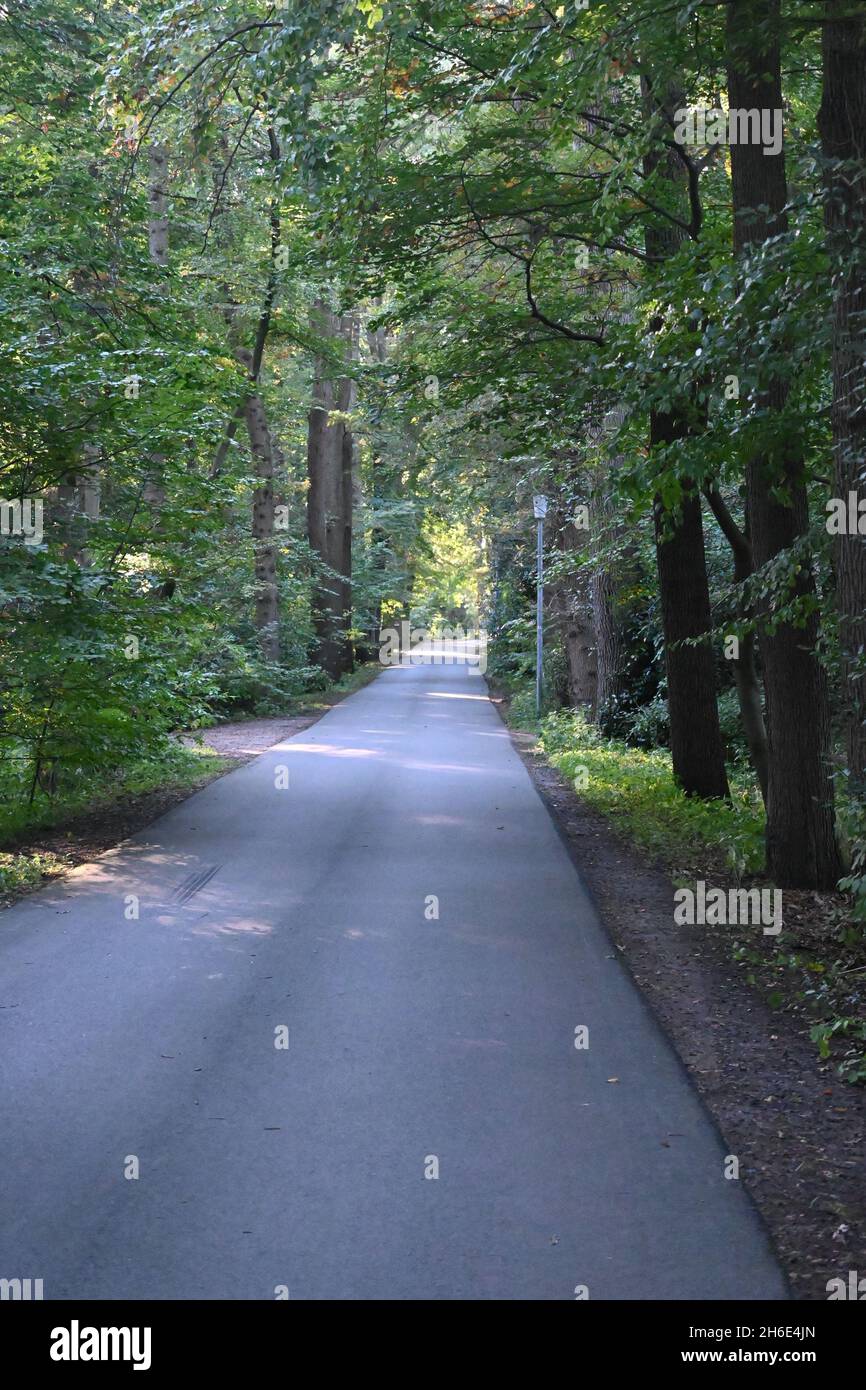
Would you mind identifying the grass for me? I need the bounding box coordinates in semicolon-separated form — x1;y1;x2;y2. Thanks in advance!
539;708;766;882
0;740;231;843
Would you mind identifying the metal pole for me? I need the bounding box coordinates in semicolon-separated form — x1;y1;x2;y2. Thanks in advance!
536;516;544;718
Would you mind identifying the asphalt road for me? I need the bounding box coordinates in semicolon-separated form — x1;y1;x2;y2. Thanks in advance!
0;657;787;1299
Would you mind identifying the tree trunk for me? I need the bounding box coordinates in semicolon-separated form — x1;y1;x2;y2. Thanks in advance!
818;4;866;793
361;315;390;655
306;326;341;678
235;345;279;662
642;73;730;798
306;303;356;679
727;0;842;886
550;512;597;709
653;473;730;798
704;485;769;802
147;144;169;267
214;127;284;661
76;443;101;568
339;315;359;673
589;404;640;721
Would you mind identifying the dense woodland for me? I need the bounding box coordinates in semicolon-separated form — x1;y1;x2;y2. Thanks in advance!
1;2;864;921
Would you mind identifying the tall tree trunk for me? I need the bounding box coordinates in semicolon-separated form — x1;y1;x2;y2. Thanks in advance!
306;303;356;679
363;319;389;655
589;404;640;722
727;0;842;886
653;468;729;798
306;321;340;678
214;127;283;661
236;346;279;662
550;510;598;709
704;485;769;802
339;315;359;673
147;143;169;268
50;479;80;562
48;445;102;567
818;4;866;793
642;74;730;798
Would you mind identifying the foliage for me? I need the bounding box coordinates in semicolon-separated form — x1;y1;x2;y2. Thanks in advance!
540;707;766;879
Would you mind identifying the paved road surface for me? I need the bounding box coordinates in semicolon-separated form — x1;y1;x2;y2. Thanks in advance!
0;659;787;1299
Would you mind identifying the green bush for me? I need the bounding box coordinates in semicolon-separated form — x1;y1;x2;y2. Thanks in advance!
626;692;670;750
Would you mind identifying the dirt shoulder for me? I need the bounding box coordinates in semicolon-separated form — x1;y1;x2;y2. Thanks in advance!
491;696;866;1302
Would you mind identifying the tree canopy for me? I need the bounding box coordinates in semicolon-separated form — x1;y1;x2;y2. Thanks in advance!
1;0;864;906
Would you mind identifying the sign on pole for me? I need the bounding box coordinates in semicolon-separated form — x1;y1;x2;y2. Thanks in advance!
533;496;547;716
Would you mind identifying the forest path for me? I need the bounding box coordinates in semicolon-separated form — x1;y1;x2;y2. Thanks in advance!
0;659;786;1299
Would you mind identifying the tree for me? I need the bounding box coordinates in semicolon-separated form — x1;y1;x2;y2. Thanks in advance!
641;69;729;799
306;302;357;678
819;2;866;796
727;0;841;886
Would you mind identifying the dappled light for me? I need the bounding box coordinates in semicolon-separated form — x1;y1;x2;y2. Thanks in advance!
0;0;861;1319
